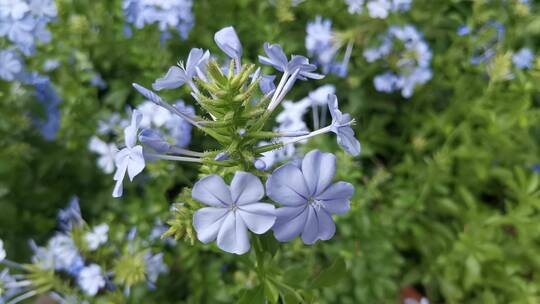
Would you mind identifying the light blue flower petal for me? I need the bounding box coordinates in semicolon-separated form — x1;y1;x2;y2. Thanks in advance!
238;203;276;234
230;171;265;205
193;207;229;243
152;66;187;91
192;175;232;207
217;212;250;254
214;26;242;60
266;164;309;206
273;206;308;242
301;150;336;196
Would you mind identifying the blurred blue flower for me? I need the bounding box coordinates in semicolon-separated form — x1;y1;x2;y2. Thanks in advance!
78;264;106;296
266;150;353;244
122;0;194;40
0;49;23;81
192;172;276;255
364;25;432;98
305;16;353;78
345;0;411;17
57;196;83;232
513;48;534;70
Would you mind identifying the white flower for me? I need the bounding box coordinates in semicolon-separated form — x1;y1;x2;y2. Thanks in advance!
78;264;106;296
0;239;6;262
367;0;391;19
84;223;109;251
88;136;118;174
47;234;80;271
137;101;172;128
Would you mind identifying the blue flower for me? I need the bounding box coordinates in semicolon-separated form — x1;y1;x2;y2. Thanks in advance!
328;94;361;156
0;49;23;81
345;0;411;17
138;128;170;153
266;150;353;244
112;110;146;198
513;48;534;70
33;77;61;140
122;0;194;40
57;196;83;232
0;0;29;20
28;0;58;19
365;25;432;98
305;16;355;78
192;172;276;255
152;48;210;91
259;42;323;80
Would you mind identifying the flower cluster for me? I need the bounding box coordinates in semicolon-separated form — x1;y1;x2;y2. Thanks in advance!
122;0;194;40
0;0;57;55
116;26;360;255
364;25;432;98
0;0;61;140
89;99;194;176
345;0;412;18
458;21;505;65
0;197;169;303
305;16;353;78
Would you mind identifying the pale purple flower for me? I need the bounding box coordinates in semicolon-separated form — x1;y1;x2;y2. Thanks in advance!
152;48;210;91
112;110;145;198
374;72;398;92
259;43;324;80
29;0;58;19
0;0;29;20
138;128;170;153
259;74;276;95
328;95;361;156
192;172;276;255
345;0;364;14
47;234;81;271
84;223;109;251
0;49;23;81
214;26;242;62
367;0;391;18
267;150;353;244
57;196;83;232
138;100;171;128
144;252;168;287
78;264;105;296
88;136;118;174
513;48;534;69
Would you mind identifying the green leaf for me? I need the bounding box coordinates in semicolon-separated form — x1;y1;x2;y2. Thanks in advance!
310;258;347;289
264;280;280;304
238;285;266;304
260;232;279;257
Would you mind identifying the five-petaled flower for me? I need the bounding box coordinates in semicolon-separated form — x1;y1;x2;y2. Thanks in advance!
328;94;361;156
266;150;353;244
152;48;210;91
192;172;276;255
112;110;145;198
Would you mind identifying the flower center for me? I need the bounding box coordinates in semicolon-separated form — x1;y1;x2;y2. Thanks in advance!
229;203;238;212
307;197;323;211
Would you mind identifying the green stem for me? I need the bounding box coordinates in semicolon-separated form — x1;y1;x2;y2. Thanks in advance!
252;237;265;281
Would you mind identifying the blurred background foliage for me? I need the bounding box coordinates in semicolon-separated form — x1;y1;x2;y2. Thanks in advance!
2;0;540;303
